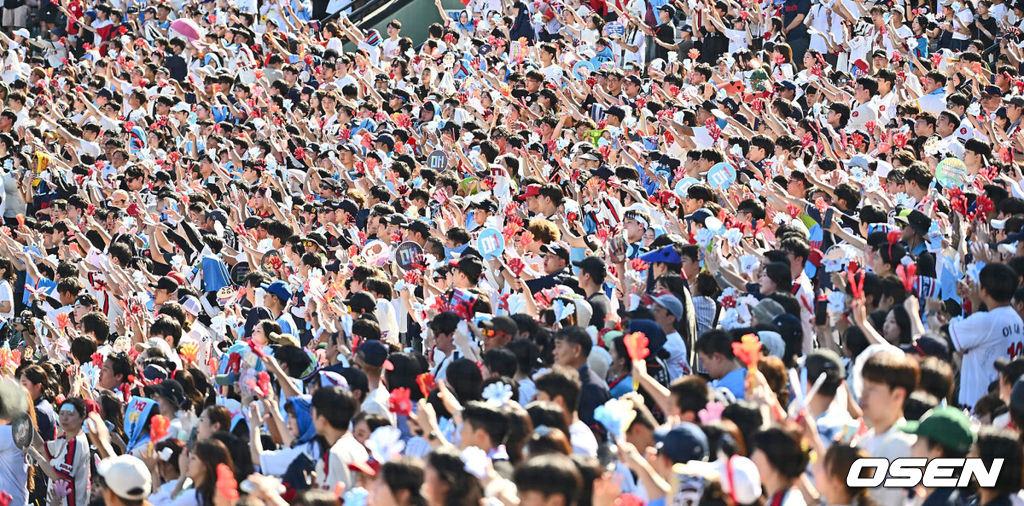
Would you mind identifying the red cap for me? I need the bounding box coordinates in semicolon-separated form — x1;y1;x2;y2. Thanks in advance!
517;184;541;200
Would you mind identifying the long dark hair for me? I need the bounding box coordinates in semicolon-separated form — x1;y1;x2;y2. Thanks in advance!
380;459;427;506
426;447;483;506
823;444;877;506
191;438;234;506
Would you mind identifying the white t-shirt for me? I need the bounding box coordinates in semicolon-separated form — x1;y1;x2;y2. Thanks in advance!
0;279;13;320
663;331;690;380
260;440;322;476
856;419;915;506
569;419;598;457
381;37;402;60
847;101;878;132
0;426;28;506
540;64;563;84
361;385;394;423
315;433;369;493
950;306;1024;409
724;29;749;54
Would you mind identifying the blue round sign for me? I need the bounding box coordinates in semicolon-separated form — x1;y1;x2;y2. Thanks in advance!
674;177;700;196
476;228;505;259
573;60;596;80
605;21;625;38
706;162;737;191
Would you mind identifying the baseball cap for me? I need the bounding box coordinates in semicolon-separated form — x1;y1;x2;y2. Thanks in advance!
540;242;571;263
639;245;682;265
180;295;202;316
12;29;28;39
675;455;762;505
145;379;185;408
656;422;709;464
894;209;932;237
573;256;606;278
268;332;300;347
205;209;227;225
356;340;392;369
804;349;844;387
470;199;498;213
518;184;542;200
479;315;519;338
1012;377;1024;414
685;208;715;225
899;334;950;359
337;199;359;216
403;219;432;236
262;280;292;303
650;293;684;321
151;276;179;293
983;85;1003;97
996;356;1024;385
900;406;975;454
751;299;786;324
97;455;152;501
344;291;378;314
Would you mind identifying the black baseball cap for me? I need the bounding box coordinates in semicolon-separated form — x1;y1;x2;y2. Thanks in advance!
403;219;431;236
655;422;709;464
996;356;1024;384
145;379;185;407
479;315;519;338
900;334;950;360
151;276;179;292
355;340;392;370
344;291;377;314
573;255;606;278
540;242;571;263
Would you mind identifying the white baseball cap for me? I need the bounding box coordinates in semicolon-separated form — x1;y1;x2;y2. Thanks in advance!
181;295;202;316
677;455;762;505
13;29;29;39
97;455;152;500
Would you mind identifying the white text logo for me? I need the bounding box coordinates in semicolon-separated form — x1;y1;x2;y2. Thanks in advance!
846;458;1003;488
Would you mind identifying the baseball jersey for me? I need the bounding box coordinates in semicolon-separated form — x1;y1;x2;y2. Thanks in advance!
44;433;90;506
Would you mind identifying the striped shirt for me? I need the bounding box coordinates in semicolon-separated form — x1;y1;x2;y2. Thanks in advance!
44;433;90;506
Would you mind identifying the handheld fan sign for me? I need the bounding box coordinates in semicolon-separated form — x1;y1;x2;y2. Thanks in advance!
624;332;649;390
896;263;918;293
732;334;762;396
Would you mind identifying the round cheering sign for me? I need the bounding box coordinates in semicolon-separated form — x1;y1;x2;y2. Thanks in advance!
11;412;33;450
674;177;700;196
229;261;251;285
936;158;968;189
395;241;424;271
427;150;449;171
605;21;625;38
476;228;506;259
706;162;737;191
573;60;596;80
260;250;282;273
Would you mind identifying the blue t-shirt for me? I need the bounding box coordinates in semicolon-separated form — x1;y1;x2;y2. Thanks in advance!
715;368;747;400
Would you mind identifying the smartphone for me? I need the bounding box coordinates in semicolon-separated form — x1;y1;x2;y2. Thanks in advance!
815;294;828;325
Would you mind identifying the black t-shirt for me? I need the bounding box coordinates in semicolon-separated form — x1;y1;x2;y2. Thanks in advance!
587;292;611;327
699;29;729;64
974;15;998;48
653;22;676;61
